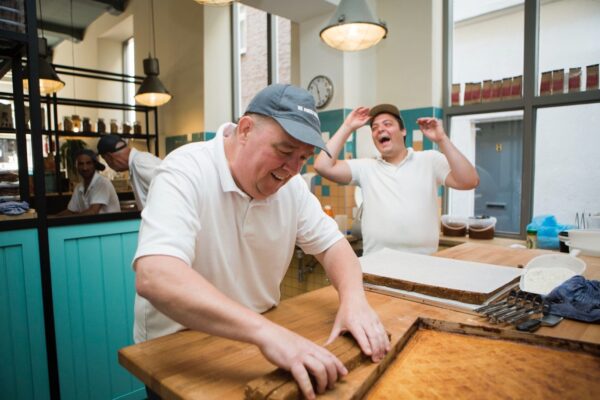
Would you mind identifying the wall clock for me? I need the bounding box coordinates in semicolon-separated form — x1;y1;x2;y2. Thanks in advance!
308;75;334;109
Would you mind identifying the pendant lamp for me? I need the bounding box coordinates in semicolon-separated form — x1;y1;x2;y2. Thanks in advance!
193;0;234;5
23;0;65;95
135;0;172;107
320;0;387;52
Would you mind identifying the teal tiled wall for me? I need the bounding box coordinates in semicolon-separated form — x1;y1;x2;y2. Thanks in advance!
400;107;444;150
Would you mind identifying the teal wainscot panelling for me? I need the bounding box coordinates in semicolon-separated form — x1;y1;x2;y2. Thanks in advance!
49;220;145;400
0;229;50;400
400;107;444;150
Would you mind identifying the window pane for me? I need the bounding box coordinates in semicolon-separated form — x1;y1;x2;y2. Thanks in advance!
123;37;136;125
534;104;600;226
276;16;291;85
452;0;524;105
448;111;524;234
538;0;600;95
238;4;268;113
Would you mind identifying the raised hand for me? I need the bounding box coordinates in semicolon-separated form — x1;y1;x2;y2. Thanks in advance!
342;107;371;132
417;117;448;143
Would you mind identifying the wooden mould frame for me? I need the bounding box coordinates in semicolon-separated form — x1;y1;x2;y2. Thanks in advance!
245;318;600;400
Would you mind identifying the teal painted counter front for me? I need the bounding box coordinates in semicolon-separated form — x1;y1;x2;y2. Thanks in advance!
49;220;145;400
0;229;50;400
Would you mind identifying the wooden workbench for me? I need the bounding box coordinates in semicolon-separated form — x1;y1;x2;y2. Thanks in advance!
118;243;600;399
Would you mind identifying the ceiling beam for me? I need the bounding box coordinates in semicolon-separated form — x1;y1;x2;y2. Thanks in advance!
39;21;85;42
86;0;126;14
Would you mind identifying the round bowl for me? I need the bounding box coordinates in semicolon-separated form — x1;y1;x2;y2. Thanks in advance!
519;253;587;295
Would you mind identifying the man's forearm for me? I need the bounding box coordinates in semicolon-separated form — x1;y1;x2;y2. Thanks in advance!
135;255;273;346
315;124;353;169
438;137;479;189
315;239;365;301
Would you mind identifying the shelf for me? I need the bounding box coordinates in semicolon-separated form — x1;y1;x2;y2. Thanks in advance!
0;127;155;139
446;89;600;116
47;130;155;139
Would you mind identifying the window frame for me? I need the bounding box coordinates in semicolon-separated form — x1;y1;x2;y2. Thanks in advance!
443;0;600;238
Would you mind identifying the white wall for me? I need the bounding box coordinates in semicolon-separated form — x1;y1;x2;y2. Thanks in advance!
300;13;344;110
376;0;442;109
203;5;232;132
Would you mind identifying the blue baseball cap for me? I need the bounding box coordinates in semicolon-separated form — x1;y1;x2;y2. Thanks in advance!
245;84;330;157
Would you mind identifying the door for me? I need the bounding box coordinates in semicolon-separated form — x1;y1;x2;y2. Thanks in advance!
474;119;523;233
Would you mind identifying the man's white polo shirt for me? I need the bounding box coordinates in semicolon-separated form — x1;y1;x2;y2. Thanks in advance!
67;171;120;214
133;123;343;343
128;147;161;210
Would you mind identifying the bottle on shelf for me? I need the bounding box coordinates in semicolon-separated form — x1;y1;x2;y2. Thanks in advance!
110;119;119;134
133;121;142;134
71;115;81;132
63;116;73;132
82;117;92;132
97;118;106;134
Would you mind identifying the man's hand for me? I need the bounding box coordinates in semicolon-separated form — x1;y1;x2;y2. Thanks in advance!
342;107;371;132
256;323;348;400
326;294;390;363
417;117;448;143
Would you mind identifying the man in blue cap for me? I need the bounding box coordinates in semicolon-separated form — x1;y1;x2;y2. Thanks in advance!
133;84;390;400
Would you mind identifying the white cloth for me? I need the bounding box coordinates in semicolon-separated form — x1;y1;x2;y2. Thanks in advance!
128;148;161;210
67;171;121;214
347;148;450;255
133;122;343;343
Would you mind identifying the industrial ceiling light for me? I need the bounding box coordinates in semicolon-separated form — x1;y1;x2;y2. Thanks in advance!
23;0;65;95
320;0;387;52
135;0;172;107
23;39;66;95
193;0;234;5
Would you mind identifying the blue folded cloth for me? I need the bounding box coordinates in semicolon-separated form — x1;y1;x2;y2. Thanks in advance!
0;200;30;215
545;275;600;323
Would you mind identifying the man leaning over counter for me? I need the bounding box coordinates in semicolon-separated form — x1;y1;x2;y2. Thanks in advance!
133;84;390;400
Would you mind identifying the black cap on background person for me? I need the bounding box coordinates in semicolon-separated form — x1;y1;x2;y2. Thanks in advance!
97;134;127;155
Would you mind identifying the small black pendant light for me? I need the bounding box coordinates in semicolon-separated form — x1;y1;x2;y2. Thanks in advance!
135;0;172;107
23;0;65;95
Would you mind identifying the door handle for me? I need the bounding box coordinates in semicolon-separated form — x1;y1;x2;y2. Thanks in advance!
486;202;506;209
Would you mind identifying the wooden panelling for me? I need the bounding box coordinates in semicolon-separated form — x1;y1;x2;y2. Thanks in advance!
0;229;50;400
49;220;145;400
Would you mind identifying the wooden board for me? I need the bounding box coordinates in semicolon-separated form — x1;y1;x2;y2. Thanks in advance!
245;332;396;400
366;319;600;399
360;248;522;304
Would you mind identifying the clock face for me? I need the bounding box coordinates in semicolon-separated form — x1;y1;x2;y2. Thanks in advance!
308;75;334;109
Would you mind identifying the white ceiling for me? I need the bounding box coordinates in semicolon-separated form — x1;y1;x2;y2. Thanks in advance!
239;0;339;22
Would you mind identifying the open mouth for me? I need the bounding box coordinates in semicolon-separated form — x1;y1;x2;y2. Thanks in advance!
271;172;286;181
378;134;391;144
